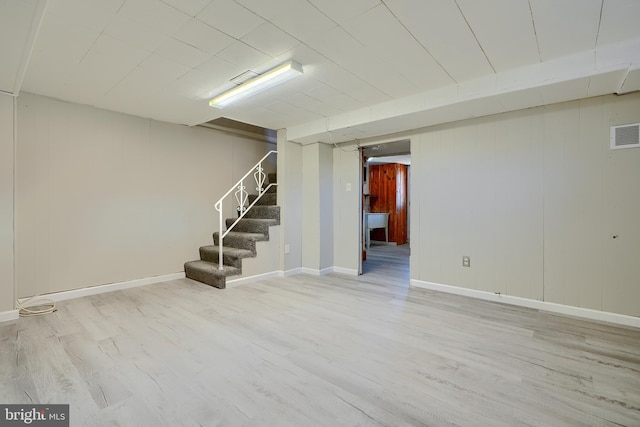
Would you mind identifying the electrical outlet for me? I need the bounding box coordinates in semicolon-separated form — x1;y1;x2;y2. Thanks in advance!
462;256;470;267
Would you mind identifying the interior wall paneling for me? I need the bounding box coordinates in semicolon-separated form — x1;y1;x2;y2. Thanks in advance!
368;163;408;245
407;93;640;317
16;93;274;298
0;95;14;312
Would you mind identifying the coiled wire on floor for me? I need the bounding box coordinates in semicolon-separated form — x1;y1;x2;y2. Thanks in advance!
16;296;57;317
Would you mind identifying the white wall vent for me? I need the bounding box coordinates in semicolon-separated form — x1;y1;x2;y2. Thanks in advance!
610;123;640;150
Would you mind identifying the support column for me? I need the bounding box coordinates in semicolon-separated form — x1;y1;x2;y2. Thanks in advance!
0;94;15;314
301;143;333;272
277;129;303;274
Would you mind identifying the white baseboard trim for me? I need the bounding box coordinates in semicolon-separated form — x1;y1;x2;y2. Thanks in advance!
227;271;283;287
283;267;303;277
300;267;333;276
411;279;640;329
0;309;19;323
19;272;186;304
225;266;358;284
281;266;359;277
331;266;359;276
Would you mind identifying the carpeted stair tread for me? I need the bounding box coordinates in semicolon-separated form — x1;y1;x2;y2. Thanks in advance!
213;231;268;252
186;172;278;289
225;217;278;234
200;245;254;259
242;205;280;222
199;245;255;269
214;231;268;241
184;260;239;289
248;193;276;206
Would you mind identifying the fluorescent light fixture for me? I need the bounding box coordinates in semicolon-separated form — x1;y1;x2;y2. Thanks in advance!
209;60;303;108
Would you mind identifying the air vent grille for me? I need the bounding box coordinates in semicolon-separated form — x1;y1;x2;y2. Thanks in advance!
611;123;640;149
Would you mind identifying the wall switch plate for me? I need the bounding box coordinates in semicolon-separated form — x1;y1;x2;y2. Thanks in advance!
345;182;351;191
462;256;470;267
285;244;290;254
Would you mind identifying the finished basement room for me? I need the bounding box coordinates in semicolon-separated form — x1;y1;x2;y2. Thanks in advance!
1;0;639;426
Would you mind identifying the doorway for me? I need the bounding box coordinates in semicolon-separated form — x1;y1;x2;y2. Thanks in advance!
360;140;411;282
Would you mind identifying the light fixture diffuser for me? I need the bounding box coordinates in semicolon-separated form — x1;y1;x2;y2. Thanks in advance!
209;60;303;108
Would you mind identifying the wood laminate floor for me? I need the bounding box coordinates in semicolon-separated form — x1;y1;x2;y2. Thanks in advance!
1;266;639;426
363;243;410;283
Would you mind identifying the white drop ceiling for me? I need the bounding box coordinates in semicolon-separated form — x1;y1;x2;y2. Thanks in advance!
2;0;640;144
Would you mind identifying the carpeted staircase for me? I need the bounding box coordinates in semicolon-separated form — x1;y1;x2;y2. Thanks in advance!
184;173;279;289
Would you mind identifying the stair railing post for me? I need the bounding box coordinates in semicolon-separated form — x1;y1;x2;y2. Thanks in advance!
215;200;224;270
213;150;277;272
254;163;266;196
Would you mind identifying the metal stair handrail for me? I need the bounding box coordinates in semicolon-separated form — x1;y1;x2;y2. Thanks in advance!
214;150;277;270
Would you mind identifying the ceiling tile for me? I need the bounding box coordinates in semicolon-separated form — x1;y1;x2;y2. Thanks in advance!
9;0;640;140
240;104;323;129
233;107;288;128
216;41;270;71
21;54;77;98
343;4;454;91
233;0;298;22
27;11;99;66
306;26;417;97
308;0;381;23
241;22;300;57
90;34;151;69
196;55;244;79
287;92;331;111
174;19;234;54
117;0;192;35
47;0;116;30
47;0;126;14
270;1;337;43
456;0;540;71
141;91;200;123
269;43;331;77
196;0;265;39
529;0;601;61
160;0;212;16
164;68;216;98
196;56;247;98
68;49;141;99
384;0;493;82
598;0;640;46
311;63;388;104
305;84;361;111
259;100;319;122
138;53;190;79
103;14;169;52
154;38;210;68
106;58;189;101
107;72;161;99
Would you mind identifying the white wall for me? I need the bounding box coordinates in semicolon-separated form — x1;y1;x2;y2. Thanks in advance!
277;131;303;273
333;92;640;318
0;95;14;311
412;93;640;317
16;93;274;298
301;143;333;271
332;146;360;273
